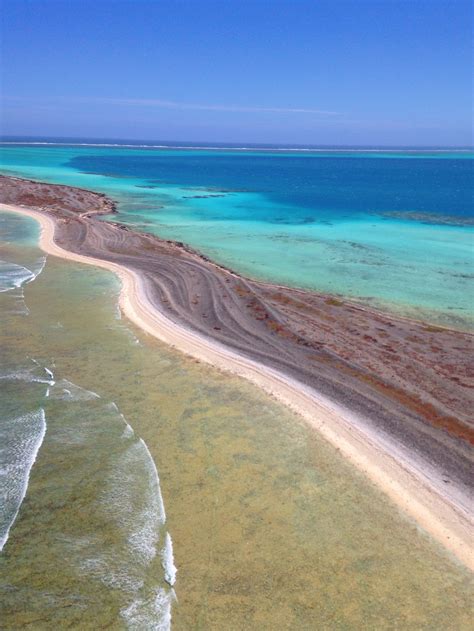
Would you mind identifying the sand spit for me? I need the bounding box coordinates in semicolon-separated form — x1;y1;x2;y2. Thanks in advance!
0;175;472;570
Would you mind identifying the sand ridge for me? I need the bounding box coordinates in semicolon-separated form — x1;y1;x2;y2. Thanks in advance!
1;200;472;571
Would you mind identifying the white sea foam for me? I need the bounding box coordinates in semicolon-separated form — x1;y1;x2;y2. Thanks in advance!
0;368;54;386
102;437;166;564
0;255;47;293
69;401;176;628
0;408;46;551
4;375;177;626
0;260;35;292
48;379;100;401
106;402;135;438
161;533;177;586
0;256;46;315
79;554;144;592
121;423;135;439
0;255;47;315
138;438;167;526
43;367;54;381
26;255;47;284
121;587;173;631
8;287;30;315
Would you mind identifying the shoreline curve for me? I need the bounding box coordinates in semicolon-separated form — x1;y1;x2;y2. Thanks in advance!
1;202;472;571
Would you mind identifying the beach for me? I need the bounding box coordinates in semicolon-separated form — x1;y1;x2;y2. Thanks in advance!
1;174;472;570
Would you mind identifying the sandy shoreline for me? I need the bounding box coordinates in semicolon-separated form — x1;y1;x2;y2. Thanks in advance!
1;200;472;571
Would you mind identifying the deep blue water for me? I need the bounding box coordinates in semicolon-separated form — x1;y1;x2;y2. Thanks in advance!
68;152;473;222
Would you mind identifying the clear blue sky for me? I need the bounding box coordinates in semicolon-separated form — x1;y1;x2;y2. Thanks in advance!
1;0;472;145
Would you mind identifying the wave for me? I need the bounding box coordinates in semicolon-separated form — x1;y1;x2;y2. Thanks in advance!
0;255;47;315
137;437;167;526
53;389;175;624
121;587;174;631
86;405;175;626
43;367;54;381
48;378;100;401
1;141;471;153
0;367;55;386
101;436;167;564
0;260;36;292
107;401;135;438
0;361;176;625
0;256;47;293
26;255;47;284
6;287;30;315
0;408;47;551
162;532;177;586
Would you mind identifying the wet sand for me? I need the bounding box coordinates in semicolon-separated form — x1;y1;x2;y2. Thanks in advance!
0;175;472;569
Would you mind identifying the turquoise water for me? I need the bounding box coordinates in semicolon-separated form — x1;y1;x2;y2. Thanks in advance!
1;143;472;327
1;210;473;629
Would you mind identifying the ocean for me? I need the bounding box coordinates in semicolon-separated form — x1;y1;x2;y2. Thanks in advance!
0;141;472;328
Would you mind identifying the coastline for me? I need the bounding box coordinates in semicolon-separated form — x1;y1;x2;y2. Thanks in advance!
1;199;472;571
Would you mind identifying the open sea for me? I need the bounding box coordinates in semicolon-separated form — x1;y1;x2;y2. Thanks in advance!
0;140;473;328
1;141;473;628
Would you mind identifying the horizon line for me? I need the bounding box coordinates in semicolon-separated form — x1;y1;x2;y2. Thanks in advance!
1;135;473;151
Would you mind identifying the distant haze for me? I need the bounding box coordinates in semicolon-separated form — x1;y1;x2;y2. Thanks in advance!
1;0;472;146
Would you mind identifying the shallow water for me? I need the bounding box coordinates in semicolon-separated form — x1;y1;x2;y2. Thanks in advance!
1;211;473;629
0;143;473;328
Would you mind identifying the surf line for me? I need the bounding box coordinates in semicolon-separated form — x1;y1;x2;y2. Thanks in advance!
0;408;47;551
1;203;471;572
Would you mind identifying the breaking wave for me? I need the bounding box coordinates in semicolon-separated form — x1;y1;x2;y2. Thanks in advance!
0;408;46;551
162;533;177;587
0;360;176;627
0;255;47;314
0;256;46;292
121;587;175;631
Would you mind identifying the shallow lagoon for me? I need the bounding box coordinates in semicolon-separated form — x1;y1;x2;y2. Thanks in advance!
1;144;473;328
0;210;472;629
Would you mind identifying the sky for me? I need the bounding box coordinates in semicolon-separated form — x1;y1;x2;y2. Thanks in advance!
0;0;472;146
